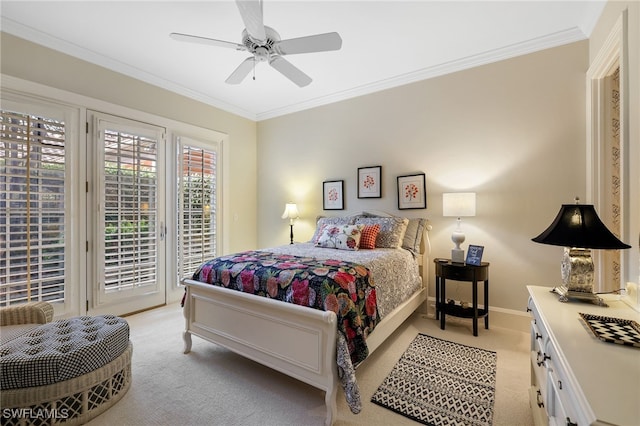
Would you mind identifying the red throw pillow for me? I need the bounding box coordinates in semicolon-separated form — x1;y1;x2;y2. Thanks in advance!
359;224;380;249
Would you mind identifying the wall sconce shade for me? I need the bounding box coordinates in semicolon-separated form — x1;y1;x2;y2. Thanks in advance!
281;203;299;244
532;200;631;305
443;192;476;263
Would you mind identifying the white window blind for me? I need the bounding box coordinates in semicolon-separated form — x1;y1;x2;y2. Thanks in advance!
178;141;217;280
102;129;158;291
0;109;66;306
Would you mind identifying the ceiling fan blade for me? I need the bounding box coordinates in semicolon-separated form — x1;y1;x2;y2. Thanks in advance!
269;56;312;87
236;0;266;42
225;57;256;84
170;32;246;51
276;32;342;55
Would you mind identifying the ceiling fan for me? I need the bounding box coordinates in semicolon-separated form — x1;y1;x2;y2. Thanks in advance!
170;0;342;87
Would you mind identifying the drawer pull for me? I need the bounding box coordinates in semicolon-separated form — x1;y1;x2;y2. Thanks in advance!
558;380;562;390
535;332;542;340
536;389;544;408
527;307;532;312
536;351;551;366
566;418;577;426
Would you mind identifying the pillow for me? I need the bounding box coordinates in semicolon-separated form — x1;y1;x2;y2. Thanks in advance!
310;215;359;243
402;218;427;255
315;224;363;251
359;224;380;249
355;216;409;248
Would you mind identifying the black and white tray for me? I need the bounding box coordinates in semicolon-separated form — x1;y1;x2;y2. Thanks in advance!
579;313;640;348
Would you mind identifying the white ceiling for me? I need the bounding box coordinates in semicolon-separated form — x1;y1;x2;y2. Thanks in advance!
1;1;606;121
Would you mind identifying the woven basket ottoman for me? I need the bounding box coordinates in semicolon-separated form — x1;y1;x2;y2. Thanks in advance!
0;315;132;426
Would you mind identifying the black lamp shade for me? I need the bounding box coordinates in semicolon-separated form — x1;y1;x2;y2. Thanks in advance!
532;203;631;250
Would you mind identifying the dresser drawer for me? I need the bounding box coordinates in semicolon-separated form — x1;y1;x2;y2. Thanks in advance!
528;385;549;426
547;368;580;426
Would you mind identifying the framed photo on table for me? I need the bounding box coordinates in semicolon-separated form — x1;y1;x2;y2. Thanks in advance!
466;245;484;266
397;173;426;209
323;180;344;210
358;166;381;198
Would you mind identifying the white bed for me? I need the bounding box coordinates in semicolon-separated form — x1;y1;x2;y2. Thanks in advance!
181;213;431;425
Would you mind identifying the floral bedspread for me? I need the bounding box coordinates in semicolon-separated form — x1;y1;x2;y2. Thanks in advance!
192;250;378;367
191;250;379;413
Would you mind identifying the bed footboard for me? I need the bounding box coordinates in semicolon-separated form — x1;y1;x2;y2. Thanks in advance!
182;278;339;425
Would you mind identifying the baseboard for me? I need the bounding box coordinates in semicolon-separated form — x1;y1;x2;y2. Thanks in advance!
423;297;530;334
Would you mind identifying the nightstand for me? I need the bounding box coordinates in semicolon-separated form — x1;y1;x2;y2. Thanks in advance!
434;258;490;336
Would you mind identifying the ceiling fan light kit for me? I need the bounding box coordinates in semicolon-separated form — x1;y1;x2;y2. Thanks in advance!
170;0;342;87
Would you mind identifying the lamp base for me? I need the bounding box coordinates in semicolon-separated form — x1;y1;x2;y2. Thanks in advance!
451;248;465;264
552;285;608;307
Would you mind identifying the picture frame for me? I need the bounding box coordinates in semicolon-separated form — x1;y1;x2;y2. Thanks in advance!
397;173;426;209
323;180;344;210
357;166;381;198
465;245;485;266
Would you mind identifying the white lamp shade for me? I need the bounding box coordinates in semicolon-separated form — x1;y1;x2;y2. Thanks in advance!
281;203;300;220
443;193;476;217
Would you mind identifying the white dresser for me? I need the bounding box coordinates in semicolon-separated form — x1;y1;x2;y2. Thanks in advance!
527;285;640;425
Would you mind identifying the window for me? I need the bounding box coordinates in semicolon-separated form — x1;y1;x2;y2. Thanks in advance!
0;108;67;306
102;128;159;292
1;82;224;315
90;112;166;314
177;138;218;280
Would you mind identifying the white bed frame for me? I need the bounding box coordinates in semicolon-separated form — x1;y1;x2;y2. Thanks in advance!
182;220;431;426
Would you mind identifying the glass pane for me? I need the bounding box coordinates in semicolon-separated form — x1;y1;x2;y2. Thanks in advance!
0;110;66;306
102;129;158;292
178;143;216;279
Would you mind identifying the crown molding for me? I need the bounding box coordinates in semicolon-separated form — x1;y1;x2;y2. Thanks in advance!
1;18;257;121
3;17;585;122
256;27;587;121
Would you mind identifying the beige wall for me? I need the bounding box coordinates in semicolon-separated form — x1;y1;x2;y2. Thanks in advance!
0;32;258;255
3;0;637;315
258;41;589;312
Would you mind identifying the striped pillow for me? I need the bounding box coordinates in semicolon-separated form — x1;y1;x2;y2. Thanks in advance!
359;224;380;249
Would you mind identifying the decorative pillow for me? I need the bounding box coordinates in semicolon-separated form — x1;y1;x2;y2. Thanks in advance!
402;218;427;255
310;215;359;243
355;216;409;248
315;224;364;251
359;224;380;249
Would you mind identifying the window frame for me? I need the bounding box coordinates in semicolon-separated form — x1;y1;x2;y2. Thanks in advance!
0;91;83;317
1;77;227;315
176;135;220;282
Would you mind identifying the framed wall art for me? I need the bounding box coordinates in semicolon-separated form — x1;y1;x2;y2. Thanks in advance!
323;180;344;210
397;173;426;209
358;166;381;198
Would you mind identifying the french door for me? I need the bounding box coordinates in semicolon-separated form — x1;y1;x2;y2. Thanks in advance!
87;112;166;315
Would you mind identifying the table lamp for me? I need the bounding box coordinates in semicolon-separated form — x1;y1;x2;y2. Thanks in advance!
532;198;631;306
281;202;299;244
443;192;476;263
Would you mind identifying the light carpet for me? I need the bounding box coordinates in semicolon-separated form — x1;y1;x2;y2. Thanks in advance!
86;303;533;425
371;334;496;425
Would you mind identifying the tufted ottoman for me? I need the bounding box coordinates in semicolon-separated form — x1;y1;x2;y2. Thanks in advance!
0;315;132;426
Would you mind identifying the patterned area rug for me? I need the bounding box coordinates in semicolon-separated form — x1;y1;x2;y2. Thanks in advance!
371;334;497;426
